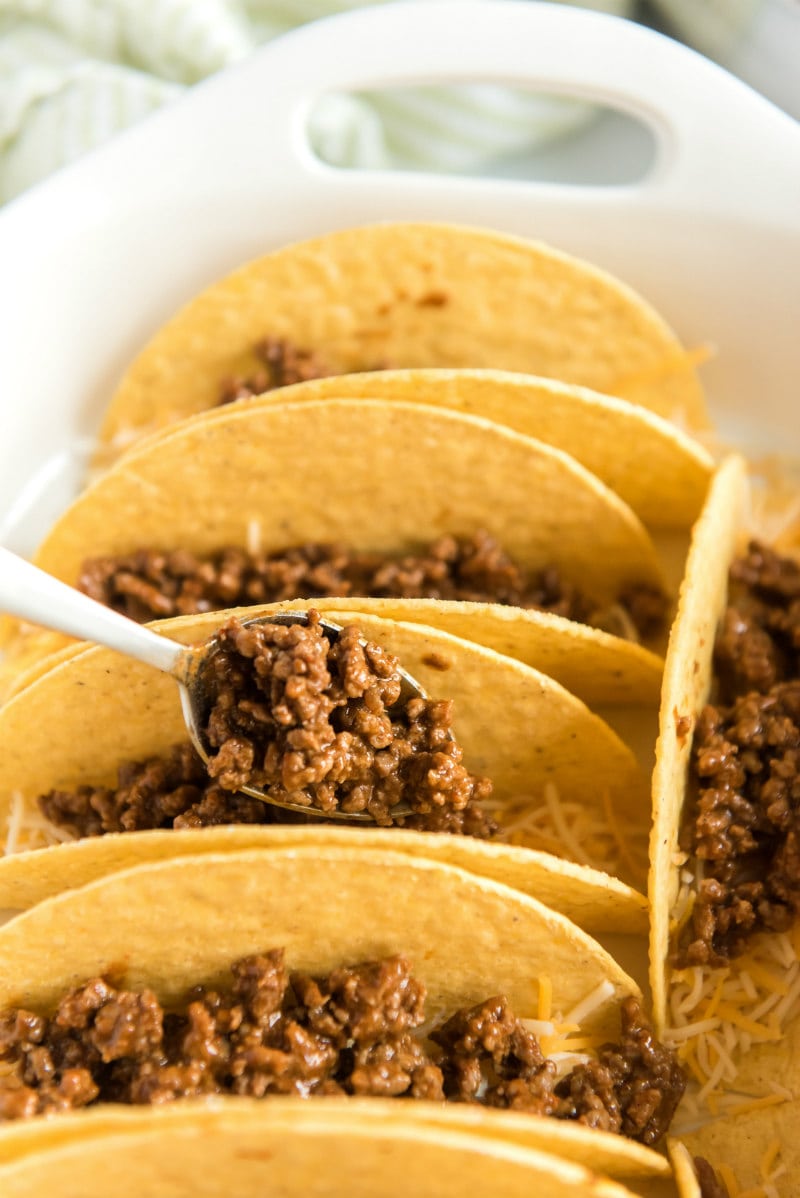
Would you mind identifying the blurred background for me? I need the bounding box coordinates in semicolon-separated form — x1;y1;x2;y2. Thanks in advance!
0;0;797;204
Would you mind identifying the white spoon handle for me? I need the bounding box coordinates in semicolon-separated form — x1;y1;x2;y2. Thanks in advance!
0;546;185;675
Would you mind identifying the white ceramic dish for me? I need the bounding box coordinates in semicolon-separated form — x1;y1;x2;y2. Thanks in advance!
0;0;798;558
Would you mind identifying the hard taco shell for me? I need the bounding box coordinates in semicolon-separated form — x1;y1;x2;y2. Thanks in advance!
0;1101;649;1196
222;368;713;528
3;397;670;703
0;594;665;712
0;845;666;1184
648;455;750;1032
95;221;708;462
0;607;651;901
39;400;666;608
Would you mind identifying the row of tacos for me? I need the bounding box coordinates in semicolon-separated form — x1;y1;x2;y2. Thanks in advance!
0;222;715;701
0;221;796;1196
0;382;710;703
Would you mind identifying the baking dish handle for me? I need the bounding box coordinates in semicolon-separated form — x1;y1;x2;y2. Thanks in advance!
219;0;799;223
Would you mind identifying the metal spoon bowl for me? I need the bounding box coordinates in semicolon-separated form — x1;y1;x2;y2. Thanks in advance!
0;547;425;823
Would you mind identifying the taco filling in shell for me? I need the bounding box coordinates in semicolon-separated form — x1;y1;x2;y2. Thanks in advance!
676;541;800;970
77;532;667;644
40;612;495;837
95;221;708;459
662;537;800;1144
0;948;684;1142
217;336;334;402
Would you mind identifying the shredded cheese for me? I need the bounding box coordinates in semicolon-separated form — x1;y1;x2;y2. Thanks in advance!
760;1140;782;1182
666;917;800;1133
726;1093;789;1119
745;962;790;998
539;1035;601;1055
563;980;615;1028
519;977;617;1082
3;790;70;856
718;1164;740;1196
667;829;800;1134
519;1018;555;1038
246;518;262;556
484;782;648;882
713;1004;782;1042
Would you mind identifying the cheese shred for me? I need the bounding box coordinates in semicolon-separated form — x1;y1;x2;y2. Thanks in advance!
666;893;800;1133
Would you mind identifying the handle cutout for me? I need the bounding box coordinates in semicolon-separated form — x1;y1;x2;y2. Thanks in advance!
307;84;657;186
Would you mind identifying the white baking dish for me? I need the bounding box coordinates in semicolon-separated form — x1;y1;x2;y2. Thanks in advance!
0;0;798;556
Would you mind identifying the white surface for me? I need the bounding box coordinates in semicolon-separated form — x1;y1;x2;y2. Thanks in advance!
0;0;798;554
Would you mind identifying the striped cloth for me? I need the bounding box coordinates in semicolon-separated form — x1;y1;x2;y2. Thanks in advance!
0;0;634;203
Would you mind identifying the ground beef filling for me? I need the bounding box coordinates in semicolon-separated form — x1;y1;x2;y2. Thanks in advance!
681;542;800;966
38;743;278;838
217;337;333;403
78;531;665;641
694;1158;731;1198
0;950;683;1143
714;540;800;705
39;614;495;838
201;613;493;832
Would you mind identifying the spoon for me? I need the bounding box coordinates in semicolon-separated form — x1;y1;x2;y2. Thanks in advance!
0;546;426;823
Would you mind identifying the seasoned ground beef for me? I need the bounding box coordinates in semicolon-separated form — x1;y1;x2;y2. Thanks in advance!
694;1158;731;1198
201;613;493;832
680;542;800;966
431;994;559;1114
39;743;279;838
217;337;332;404
78;531;664;640
681;681;800;966
553;996;685;1145
40;615;495;838
714;539;800;704
0;950;682;1144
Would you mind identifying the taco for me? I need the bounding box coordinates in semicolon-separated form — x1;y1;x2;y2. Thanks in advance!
0;607;652;908
0;1106;651;1198
217;368;714;529
0;843;680;1185
41;400;667;612
0;397;670;702
94;221;708;467
0;592;665;713
648;456;800;1192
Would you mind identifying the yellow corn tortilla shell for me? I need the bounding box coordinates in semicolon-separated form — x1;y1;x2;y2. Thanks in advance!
0;845;639;1027
671;1098;800;1197
0;1097;668;1185
95;221;708;464
219;369;713;528
647;455;749;1032
0;825;647;933
0;593;665;711
0;631;76;704
0;607;651;888
39;400;666;608
667;1141;702;1198
0;1101;644;1197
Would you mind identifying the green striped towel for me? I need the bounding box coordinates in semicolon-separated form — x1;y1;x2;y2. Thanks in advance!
0;0;634;203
